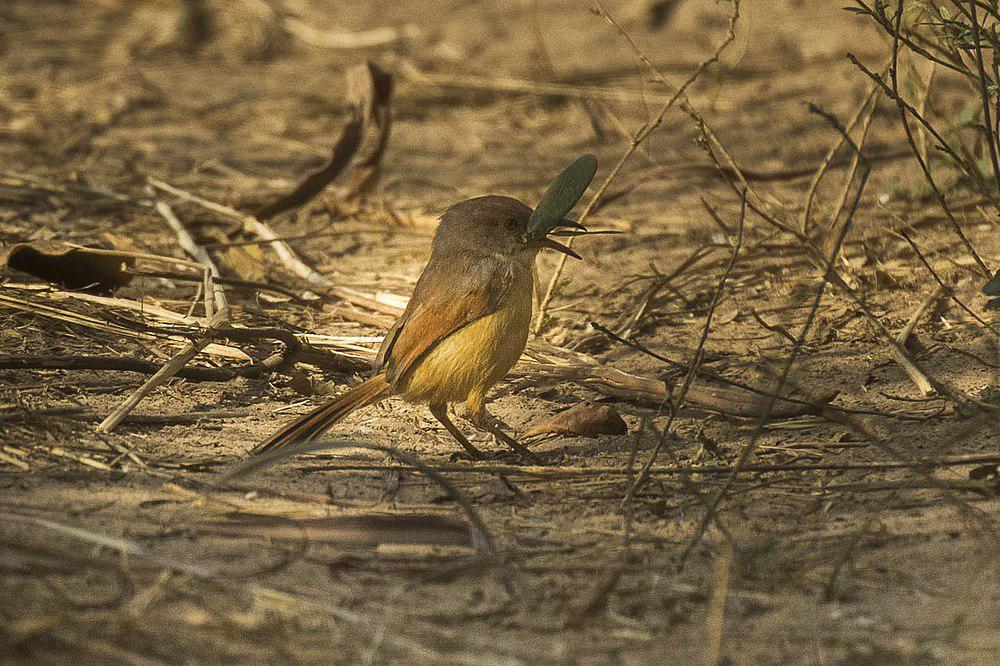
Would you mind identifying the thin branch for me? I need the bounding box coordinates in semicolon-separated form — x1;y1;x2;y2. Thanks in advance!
850;0;972;77
680;165;871;565
626;192;745;499
148;177;336;288
848;48;991;275
532;0;741;333
966;0;1000;203
800;73;882;235
898;230;1000;337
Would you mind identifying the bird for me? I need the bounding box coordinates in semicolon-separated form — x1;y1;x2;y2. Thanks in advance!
252;156;598;460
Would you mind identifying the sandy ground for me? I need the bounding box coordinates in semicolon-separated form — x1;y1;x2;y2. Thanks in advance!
3;0;1000;663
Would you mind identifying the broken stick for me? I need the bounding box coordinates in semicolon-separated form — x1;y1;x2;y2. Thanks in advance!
99;204;232;432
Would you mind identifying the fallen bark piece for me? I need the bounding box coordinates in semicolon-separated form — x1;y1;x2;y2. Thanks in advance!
5;242;135;292
525;402;628;439
195;511;473;549
517;361;835;419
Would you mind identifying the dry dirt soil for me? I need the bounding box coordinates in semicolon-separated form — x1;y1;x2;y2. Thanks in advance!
3;0;1000;663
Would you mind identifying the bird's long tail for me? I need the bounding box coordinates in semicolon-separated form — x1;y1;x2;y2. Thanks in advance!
253;374;391;455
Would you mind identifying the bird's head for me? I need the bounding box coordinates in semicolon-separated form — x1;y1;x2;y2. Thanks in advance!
433;155;599;260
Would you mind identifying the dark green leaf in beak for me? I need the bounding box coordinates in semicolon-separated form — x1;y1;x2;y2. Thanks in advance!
984;270;1000;296
528;154;598;239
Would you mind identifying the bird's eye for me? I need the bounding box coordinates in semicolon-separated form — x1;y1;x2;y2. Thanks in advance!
504;217;519;231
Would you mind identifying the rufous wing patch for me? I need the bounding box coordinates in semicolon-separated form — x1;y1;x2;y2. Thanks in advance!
383;265;511;385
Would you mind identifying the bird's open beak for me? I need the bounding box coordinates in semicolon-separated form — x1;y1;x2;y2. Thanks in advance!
555;218;587;231
538;236;582;259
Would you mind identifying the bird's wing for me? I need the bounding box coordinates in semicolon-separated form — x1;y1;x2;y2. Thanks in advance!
373;316;404;374
376;255;513;385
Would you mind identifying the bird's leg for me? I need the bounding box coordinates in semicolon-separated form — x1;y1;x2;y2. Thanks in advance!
429;403;484;460
465;397;539;463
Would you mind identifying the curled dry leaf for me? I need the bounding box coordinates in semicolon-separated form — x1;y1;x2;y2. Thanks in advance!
343;60;395;202
195;511;472;549
968;464;998;482
254;60;393;220
524;401;628;439
5;242;135;293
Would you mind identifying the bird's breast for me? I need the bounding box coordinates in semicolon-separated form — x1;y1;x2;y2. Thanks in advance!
399;258;534;405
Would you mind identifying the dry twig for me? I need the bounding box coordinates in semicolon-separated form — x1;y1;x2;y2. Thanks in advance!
893;284;946;395
155;200;227;316
627;192;745;499
532;0;742;333
296;451;1000;480
704;545;733;665
148;177;337;288
98;203;231;432
97;309;231;432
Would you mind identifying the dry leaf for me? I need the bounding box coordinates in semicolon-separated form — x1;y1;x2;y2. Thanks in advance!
715;306;739;325
525;402;628;439
255;60;393;220
968;464;998;481
217;243;269;283
5;242;136;293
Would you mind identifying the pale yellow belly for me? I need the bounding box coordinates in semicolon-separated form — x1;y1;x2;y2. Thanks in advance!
398;266;533;406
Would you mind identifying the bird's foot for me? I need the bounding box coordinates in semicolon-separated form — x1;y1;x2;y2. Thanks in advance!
490;430;540;463
468;411;540;464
